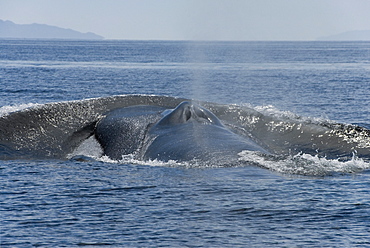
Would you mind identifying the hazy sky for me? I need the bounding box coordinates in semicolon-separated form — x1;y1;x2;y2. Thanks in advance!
1;0;370;40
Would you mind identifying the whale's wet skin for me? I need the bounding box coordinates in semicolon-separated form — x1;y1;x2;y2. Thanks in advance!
1;95;370;173
96;101;269;164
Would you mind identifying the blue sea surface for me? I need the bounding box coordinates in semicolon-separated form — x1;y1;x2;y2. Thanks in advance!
1;39;370;247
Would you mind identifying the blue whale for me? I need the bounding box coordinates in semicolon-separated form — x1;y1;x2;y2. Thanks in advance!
95;101;269;162
2;95;369;163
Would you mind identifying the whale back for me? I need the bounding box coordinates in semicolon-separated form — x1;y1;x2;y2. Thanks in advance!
1;95;370;162
0;95;186;160
95;105;167;160
142;102;270;162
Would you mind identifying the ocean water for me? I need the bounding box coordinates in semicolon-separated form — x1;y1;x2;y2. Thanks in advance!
1;39;370;247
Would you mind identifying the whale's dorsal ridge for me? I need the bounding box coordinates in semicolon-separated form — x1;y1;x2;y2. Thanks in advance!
156;101;222;126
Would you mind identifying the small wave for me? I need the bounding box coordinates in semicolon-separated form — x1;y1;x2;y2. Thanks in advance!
0;103;41;117
92;151;229;168
121;155;184;167
71;144;370;176
96;153;186;167
252;104;330;124
238;150;370;176
69;133;370;176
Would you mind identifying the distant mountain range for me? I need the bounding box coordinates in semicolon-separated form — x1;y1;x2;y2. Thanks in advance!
2;19;369;41
0;20;104;40
317;30;370;41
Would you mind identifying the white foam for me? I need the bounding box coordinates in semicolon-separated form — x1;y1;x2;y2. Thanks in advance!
252;104;331;124
238;150;370;176
69;139;370;175
95;153;186;167
0;103;41;117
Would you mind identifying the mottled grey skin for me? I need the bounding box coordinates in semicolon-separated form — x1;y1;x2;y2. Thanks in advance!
1;95;370;162
96;101;269;162
95;105;167;160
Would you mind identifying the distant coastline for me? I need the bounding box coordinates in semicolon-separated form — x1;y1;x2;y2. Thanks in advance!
0;20;104;40
2;19;369;42
317;30;370;41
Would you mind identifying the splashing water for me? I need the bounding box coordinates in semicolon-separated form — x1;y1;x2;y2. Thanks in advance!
238;150;370;176
0;103;41;117
69;134;370;176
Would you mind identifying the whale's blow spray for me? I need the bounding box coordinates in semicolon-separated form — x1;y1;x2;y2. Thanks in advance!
186;41;210;102
186;42;212;148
